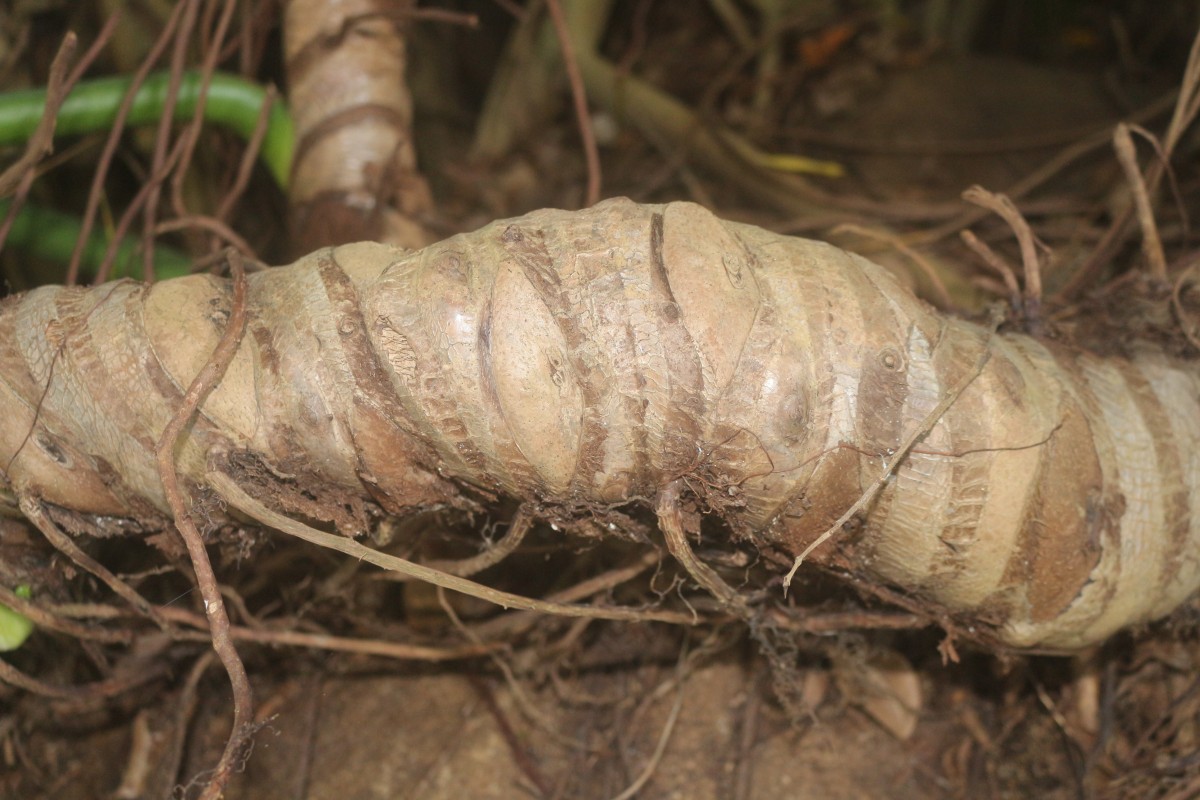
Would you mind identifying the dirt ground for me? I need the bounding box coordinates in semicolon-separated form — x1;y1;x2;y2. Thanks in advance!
3;2;1200;798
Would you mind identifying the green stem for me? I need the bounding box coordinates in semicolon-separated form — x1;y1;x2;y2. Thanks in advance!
0;70;293;189
0;70;295;280
2;199;193;280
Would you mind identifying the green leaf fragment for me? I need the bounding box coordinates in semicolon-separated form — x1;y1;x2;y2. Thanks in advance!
0;585;34;651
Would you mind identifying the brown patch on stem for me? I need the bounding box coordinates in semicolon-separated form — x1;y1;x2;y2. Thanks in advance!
1000;400;1107;623
1115;359;1191;591
501;223;611;496
315;250;449;513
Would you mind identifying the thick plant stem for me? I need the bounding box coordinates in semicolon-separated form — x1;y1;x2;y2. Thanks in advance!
284;0;432;251
1;200;1198;652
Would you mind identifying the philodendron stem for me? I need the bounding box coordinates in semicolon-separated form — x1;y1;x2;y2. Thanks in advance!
1;199;193;280
0;70;294;279
0;70;293;189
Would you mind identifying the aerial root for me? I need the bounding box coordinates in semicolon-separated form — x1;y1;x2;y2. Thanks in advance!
1112;123;1168;284
962;185;1046;330
384;503;533;580
207;468;696;626
656;480;753;618
155;246;252;800
0;648;167;702
17;493;168;629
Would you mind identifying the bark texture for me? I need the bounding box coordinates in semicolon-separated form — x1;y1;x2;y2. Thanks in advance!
2;199;1198;650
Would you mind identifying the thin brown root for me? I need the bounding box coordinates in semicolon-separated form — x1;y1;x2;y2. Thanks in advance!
960;229;1021;310
1113;123;1167;283
765;607;927;633
155;248;252;800
910;90;1176;251
962;185;1045;326
43;549;669;656
0;650;165;702
657;480;751;617
161;605;497;661
971;275;1013;298
1059;31;1200;302
466;673;552;795
400;7;480;26
167;0;239;224
214;84;278;223
91;132;191;282
0;584;132;644
1128;122;1190;243
387;504;534;579
68;0;190;285
1163;25;1200;155
0;19;116;253
155;215;257;260
708;0;755;51
784;327;994;589
0;32;76;198
160;652;215;800
732;667;763;800
471;549;668;640
140;0;201;284
437;586;599;756
208;470;696;626
18;494;168;629
113;710;156;799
